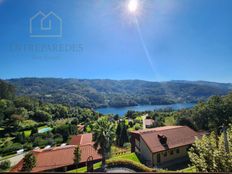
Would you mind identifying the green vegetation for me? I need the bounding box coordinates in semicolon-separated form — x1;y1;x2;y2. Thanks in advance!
0;80;101;157
106;159;154;172
8;78;232;108
93;117;115;170
188;125;232;172
115;120;129;147
180;166;196;172
1;79;232;172
110;153;140;163
67;153;141;173
22;152;36;172
67;162;102;173
73;146;81;170
0;160;11;171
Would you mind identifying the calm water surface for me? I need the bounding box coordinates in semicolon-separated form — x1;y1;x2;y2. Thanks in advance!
96;103;195;116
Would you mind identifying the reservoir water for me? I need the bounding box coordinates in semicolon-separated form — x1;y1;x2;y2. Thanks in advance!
96;103;195;116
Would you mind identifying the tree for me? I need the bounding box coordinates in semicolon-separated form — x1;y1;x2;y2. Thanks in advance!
116;121;129;147
0;80;15;100
115;122;122;146
0;160;11;171
30;126;38;136
34;110;52;122
15;132;26;144
188;125;232;172
22;152;36;172
93;117;115;171
73;146;81;171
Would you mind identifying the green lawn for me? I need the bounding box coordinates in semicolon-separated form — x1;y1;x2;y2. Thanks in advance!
24;130;32;137
67;162;102;173
0;153;17;161
111;153;140;163
180;166;196;172
23;126;52;137
67;153;140;173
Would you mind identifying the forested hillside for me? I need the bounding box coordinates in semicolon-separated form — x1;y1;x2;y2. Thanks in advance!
7;78;232;108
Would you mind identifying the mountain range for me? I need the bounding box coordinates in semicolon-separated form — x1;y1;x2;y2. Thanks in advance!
7;78;232;108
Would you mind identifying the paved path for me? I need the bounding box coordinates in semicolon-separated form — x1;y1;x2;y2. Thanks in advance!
142;114;148;130
107;167;136;173
1;152;27;167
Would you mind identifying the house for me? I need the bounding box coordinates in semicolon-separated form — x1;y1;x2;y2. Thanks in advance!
69;133;92;146
144;119;156;128
130;126;201;167
11;133;101;172
77;125;85;133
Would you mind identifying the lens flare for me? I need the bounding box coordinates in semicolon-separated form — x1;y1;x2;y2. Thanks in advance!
128;0;138;13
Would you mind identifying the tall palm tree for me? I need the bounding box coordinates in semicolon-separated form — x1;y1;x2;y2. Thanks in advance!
93;117;115;171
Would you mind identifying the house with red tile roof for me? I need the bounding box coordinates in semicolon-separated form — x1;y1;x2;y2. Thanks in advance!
130;126;201;167
11;133;101;172
69;133;92;146
145;119;156;128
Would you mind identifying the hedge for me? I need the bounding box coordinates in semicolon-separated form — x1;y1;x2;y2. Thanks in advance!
106;159;155;172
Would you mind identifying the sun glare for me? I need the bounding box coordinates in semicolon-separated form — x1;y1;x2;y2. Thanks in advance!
128;0;138;13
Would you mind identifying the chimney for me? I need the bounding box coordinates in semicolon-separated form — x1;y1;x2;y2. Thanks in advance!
158;134;167;145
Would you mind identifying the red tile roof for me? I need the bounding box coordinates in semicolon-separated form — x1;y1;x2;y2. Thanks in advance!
69;133;92;146
11;134;101;172
131;126;200;153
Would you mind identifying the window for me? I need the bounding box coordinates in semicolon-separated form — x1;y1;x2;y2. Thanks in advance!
170;150;174;155
176;148;180;154
163;152;167;157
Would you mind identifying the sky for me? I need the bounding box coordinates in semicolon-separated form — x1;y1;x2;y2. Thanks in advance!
0;0;232;82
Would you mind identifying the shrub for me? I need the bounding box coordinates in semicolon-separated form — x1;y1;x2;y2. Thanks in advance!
0;160;11;171
106;159;155;172
0;143;23;156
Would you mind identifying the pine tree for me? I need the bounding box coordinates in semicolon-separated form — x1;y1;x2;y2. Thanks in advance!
22;152;36;172
73;146;81;170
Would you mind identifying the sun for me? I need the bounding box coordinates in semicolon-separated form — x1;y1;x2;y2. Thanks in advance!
128;0;138;13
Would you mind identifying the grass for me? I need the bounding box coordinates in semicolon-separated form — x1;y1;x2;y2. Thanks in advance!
111;153;140;163
0;153;17;161
23;126;52;137
67;153;140;173
67;162;102;173
180;166;196;172
23;130;32;137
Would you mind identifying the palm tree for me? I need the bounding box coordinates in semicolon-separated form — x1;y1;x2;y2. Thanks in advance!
93;117;115;171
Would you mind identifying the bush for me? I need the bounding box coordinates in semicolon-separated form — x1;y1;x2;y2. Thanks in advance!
106;159;155;172
0;160;11;171
0;143;23;156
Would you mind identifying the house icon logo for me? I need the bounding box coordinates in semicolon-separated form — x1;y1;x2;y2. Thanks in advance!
29;11;62;38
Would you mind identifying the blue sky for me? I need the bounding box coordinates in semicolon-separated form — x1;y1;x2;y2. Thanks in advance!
0;0;232;82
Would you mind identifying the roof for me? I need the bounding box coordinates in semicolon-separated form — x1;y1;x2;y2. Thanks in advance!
11;133;101;172
11;144;101;172
131;126;200;153
69;133;92;146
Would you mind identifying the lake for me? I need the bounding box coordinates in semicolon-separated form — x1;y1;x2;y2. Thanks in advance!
96;103;195;116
